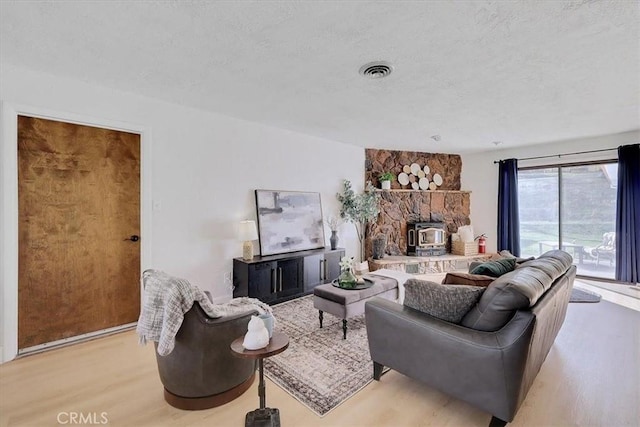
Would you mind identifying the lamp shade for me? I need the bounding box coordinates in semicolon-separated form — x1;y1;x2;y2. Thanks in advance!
238;220;258;241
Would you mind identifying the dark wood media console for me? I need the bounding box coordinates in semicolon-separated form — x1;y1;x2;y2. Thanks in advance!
233;247;345;304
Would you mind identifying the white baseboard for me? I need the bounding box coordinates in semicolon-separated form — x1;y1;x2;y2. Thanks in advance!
18;323;136;357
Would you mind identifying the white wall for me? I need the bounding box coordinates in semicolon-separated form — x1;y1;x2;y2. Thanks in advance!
462;130;640;253
0;64;364;361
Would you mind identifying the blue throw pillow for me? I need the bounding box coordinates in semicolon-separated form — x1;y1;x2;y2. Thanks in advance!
469;258;516;277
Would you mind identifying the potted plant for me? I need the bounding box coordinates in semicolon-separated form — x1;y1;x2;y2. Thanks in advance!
336;180;381;262
378;172;395;190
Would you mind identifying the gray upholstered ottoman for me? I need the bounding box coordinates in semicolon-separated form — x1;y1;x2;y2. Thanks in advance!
313;276;398;339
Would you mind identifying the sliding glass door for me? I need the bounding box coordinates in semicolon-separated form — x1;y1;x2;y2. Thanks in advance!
518;167;559;258
518;162;617;279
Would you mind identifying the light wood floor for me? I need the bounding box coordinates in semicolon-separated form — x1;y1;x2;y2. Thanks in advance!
1;297;638;427
573;279;640;311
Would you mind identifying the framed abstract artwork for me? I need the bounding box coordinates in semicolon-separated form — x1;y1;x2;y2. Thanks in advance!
254;190;325;256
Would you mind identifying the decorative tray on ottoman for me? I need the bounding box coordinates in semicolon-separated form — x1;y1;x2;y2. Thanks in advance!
331;278;374;290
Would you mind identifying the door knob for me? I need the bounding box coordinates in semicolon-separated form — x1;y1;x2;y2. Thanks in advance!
124;235;140;242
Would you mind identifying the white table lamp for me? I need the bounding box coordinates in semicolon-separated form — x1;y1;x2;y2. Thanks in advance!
239;220;259;260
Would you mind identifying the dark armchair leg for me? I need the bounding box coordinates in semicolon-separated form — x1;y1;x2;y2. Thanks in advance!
373;361;384;380
489;416;507;427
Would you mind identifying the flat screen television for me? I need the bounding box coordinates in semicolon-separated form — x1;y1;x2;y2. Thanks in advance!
255;190;325;256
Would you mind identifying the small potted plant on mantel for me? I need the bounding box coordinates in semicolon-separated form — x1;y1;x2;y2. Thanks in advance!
378;172;396;190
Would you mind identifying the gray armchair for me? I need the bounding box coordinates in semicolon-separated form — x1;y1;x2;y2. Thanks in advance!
154;302;257;410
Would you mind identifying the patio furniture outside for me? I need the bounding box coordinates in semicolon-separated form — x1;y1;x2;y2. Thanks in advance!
539;241;584;264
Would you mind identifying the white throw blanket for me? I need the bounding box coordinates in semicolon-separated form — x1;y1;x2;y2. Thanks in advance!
136;269;272;356
368;268;414;304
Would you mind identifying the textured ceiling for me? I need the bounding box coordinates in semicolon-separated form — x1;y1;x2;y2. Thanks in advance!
1;1;638;153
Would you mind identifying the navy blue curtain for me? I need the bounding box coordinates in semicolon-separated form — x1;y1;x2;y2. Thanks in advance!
497;159;521;256
615;143;640;283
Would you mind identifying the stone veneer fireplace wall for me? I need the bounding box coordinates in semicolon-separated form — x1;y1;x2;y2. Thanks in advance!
365;148;462;190
364;149;471;259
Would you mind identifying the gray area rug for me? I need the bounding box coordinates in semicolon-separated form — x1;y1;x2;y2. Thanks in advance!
570;287;602;303
265;295;372;417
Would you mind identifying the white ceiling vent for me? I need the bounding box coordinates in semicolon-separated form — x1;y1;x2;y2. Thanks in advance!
359;61;393;79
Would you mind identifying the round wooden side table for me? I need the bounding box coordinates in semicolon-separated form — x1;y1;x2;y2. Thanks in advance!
231;331;289;427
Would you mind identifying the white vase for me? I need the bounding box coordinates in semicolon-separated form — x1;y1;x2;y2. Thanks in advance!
381;180;391;190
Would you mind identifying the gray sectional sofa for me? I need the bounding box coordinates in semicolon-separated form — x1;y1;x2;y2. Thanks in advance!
365;250;576;426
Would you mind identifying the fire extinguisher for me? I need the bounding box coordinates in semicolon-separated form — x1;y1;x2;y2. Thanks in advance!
476;234;487;254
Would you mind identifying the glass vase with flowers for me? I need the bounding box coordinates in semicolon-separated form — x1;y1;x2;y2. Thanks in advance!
337;256;357;289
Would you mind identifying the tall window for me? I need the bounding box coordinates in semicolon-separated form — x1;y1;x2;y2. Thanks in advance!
518;162;617;279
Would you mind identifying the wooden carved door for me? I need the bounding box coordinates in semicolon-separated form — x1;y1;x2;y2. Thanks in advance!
17;115;141;350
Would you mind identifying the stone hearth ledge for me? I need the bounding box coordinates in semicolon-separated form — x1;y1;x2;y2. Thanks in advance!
369;253;494;274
